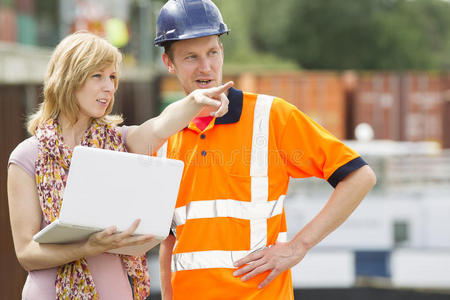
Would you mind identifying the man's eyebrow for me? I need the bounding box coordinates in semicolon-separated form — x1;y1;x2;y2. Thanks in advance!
180;46;218;56
180;50;195;56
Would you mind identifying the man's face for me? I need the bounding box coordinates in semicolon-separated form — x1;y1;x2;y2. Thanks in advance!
162;35;224;95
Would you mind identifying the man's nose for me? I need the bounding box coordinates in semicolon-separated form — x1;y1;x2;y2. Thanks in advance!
198;57;211;73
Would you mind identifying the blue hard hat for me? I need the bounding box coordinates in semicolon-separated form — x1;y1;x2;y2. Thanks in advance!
154;0;229;46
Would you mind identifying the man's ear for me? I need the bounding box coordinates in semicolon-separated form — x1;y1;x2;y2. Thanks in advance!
162;53;176;74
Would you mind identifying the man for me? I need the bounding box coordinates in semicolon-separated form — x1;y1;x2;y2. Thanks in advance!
154;1;376;299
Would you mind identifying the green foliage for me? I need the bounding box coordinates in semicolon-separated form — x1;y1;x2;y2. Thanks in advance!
216;0;450;70
151;0;450;70
215;0;299;71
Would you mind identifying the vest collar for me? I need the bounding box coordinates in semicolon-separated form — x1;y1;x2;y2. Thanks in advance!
215;87;243;125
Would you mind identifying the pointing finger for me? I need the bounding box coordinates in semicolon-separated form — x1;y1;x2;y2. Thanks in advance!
199;95;221;107
207;81;234;96
211;93;229;117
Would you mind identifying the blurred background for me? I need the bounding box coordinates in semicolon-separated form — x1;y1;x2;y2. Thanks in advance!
1;0;450;299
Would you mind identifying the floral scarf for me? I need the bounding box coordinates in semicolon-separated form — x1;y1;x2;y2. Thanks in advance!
35;118;150;300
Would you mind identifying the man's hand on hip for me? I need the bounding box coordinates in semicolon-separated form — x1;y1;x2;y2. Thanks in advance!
233;241;306;289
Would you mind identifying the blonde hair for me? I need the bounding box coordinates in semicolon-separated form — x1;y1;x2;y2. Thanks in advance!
28;31;123;135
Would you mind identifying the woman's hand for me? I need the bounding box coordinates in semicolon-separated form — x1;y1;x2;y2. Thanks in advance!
9;165;155;271
189;81;232;117
84;219;154;256
126;81;233;155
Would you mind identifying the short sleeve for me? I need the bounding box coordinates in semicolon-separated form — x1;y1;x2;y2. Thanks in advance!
117;125;128;143
8;137;38;177
278;107;367;187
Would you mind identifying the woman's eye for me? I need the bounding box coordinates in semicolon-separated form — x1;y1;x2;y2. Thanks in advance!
92;73;102;78
110;75;116;80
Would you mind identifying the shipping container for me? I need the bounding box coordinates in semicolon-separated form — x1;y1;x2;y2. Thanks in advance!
239;72;346;139
403;73;443;143
17;12;36;45
353;72;445;144
160;72;346;138
159;71;449;147
0;5;17;42
160;72;347;139
352;73;402;140
14;0;34;14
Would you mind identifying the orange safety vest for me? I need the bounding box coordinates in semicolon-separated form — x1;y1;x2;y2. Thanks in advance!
158;88;365;299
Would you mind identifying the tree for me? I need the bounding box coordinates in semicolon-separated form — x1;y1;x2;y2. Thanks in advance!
152;0;450;70
215;0;298;71
245;0;450;70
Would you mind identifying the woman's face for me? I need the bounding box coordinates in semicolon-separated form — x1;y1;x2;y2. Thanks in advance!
75;64;117;121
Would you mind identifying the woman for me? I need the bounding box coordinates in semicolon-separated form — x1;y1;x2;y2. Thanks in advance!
7;31;231;299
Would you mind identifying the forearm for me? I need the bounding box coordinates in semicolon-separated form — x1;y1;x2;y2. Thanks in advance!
160;234;176;300
17;240;96;271
233;166;376;288
289;165;376;253
8;165;97;271
126;94;201;155
126;82;231;155
8;165;142;271
153;94;202;140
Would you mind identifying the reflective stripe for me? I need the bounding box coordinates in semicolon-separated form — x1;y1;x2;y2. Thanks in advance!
277;232;288;243
171;235;289;272
156;141;168;158
250;95;272;178
172;95;285;272
173;196;285;225
172;250;250;271
171;234;287;272
250;95;273;250
170;218;178;239
251;176;268;203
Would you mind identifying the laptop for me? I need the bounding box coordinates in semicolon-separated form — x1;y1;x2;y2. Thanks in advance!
33;146;184;256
